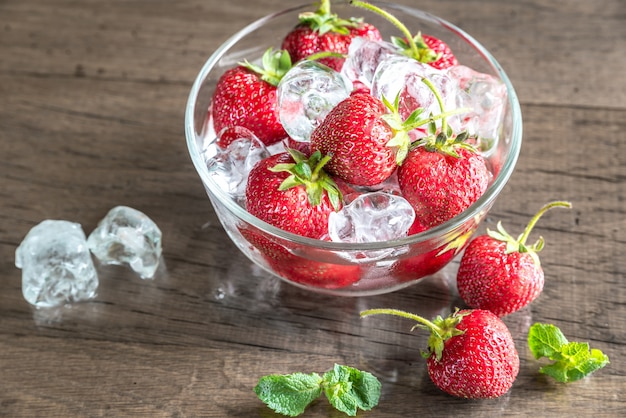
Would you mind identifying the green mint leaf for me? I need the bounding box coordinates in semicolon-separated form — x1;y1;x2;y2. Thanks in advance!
528;323;610;383
528;323;569;359
322;364;382;416
254;372;323;417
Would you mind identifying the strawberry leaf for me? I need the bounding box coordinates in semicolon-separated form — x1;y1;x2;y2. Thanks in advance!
240;48;292;86
298;0;362;36
528;323;610;383
269;150;343;210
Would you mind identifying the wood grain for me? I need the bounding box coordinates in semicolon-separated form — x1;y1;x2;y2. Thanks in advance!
1;0;624;416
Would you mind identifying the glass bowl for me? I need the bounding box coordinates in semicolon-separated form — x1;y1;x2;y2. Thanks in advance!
185;1;522;296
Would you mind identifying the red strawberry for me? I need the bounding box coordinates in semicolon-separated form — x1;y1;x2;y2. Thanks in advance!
211;48;292;146
310;92;427;186
456;201;572;317
245;149;342;239
391;225;475;282
282;0;382;71
268;254;362;289
310;92;394;186
215;126;260;148
398;135;490;228
422;34;458;70
392;60;490;228
361;308;519;399
238;225;361;289
391;33;458;70
350;1;457;69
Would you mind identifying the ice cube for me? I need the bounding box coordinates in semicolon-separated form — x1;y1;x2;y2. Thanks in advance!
328;191;415;244
205;127;270;203
447;65;507;150
87;206;162;279
371;55;459;135
15;220;98;308
341;37;398;90
277;60;352;142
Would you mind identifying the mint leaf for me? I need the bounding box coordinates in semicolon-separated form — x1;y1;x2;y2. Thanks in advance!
322;364;382;416
254;372;323;417
254;365;381;417
528;323;569;359
528;323;610;383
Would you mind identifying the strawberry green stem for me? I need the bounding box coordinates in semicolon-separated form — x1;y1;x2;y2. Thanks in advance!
518;201;572;246
420;76;448;133
311;153;333;180
360;308;444;335
304;51;346;62
350;1;420;59
319;0;331;15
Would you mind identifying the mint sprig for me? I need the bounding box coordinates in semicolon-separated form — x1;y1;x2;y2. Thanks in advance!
528;323;610;383
254;364;381;417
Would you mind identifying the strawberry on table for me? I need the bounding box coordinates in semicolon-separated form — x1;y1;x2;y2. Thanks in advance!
361;308;519;399
282;0;382;71
245;148;342;239
456;201;572;317
210;48;292;146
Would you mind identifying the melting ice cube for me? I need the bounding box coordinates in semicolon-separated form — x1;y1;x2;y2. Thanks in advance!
447;65;507;150
87;206;162;279
341;37;398;90
15;220;98;308
328;192;415;244
371;55;459;134
206;128;270;203
277;60;352;142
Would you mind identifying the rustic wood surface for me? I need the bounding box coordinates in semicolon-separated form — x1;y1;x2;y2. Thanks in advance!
1;0;624;416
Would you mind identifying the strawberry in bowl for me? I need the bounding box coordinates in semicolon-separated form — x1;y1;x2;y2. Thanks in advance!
185;1;522;295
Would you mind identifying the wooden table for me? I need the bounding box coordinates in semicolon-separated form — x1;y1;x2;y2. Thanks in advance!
1;0;624;416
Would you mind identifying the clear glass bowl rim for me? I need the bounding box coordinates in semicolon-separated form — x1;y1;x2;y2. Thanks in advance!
184;1;523;252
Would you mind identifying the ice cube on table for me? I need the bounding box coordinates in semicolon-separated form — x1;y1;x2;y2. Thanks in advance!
205;128;270;203
341;37;398;90
328;191;415;244
15;220;98;308
87;206;162;279
277;60;352;142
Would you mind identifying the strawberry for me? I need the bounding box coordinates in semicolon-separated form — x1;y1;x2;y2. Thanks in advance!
238;225;361;289
215;126;260;148
395;72;490;228
361;308;519;399
245;149;342;239
211;48;292;146
268;254;362;289
391;33;458;70
309;92;395;186
350;1;457;69
310;92;430;187
456;201;572;317
391;224;476;282
282;0;382;71
397;139;490;228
